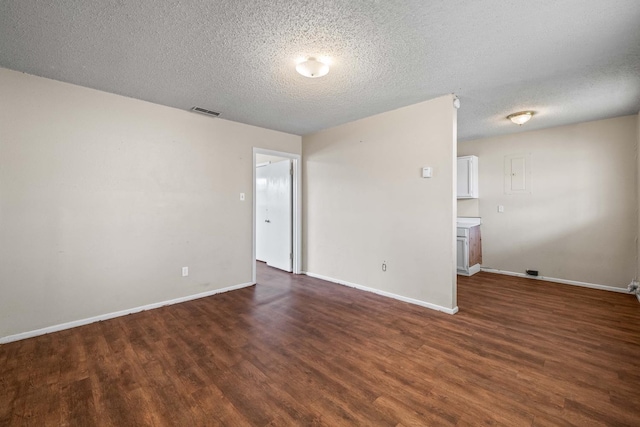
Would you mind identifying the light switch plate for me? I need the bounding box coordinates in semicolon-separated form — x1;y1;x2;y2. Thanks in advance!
422;167;432;178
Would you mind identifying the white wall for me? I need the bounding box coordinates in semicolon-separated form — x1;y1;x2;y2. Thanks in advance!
0;68;301;339
303;95;458;311
458;115;638;289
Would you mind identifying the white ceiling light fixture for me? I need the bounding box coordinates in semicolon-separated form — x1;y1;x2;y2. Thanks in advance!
507;111;534;125
296;57;330;78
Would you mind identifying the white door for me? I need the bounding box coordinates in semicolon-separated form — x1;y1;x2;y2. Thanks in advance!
256;165;269;262
255;160;292;272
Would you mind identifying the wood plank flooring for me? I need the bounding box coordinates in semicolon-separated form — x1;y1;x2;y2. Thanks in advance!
1;264;640;426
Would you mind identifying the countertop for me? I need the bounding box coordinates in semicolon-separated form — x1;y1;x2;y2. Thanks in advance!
457;217;481;228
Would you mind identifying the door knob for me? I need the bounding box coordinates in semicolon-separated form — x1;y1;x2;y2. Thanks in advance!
265;219;270;223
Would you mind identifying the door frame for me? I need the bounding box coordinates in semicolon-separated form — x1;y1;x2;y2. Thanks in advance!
252;148;302;283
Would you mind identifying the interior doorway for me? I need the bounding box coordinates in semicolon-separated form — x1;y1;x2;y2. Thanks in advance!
256;156;292;272
252;148;301;284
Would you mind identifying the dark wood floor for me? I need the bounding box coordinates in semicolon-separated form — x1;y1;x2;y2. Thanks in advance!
1;264;640;426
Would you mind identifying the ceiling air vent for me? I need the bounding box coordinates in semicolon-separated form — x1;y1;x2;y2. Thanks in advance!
191;107;221;118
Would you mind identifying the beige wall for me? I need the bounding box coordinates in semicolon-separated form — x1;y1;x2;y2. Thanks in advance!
637;111;640;281
457;198;480;218
0;68;301;339
458;115;638;289
303;95;458;311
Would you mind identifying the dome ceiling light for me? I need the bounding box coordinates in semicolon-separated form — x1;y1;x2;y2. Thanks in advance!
507;111;534;125
296;57;330;78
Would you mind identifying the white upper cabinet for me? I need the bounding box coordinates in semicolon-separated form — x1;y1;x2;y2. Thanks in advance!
457;155;479;199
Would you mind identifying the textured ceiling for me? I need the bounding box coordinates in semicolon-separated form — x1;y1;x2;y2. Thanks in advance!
1;0;639;140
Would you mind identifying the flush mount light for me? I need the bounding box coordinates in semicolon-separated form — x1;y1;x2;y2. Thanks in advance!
296;57;330;78
507;111;534;125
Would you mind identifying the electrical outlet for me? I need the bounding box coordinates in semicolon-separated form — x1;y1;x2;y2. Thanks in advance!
182;266;189;277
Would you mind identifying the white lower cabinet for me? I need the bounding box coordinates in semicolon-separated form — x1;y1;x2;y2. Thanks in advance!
456;237;468;273
456;224;482;276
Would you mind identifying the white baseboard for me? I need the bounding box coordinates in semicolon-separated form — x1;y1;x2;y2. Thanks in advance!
457;263;481;276
480;268;629;294
305;272;458;315
0;282;255;344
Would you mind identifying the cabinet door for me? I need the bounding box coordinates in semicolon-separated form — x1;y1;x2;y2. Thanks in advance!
457;156;478;198
456;237;468;272
468;226;482;266
457;157;472;198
